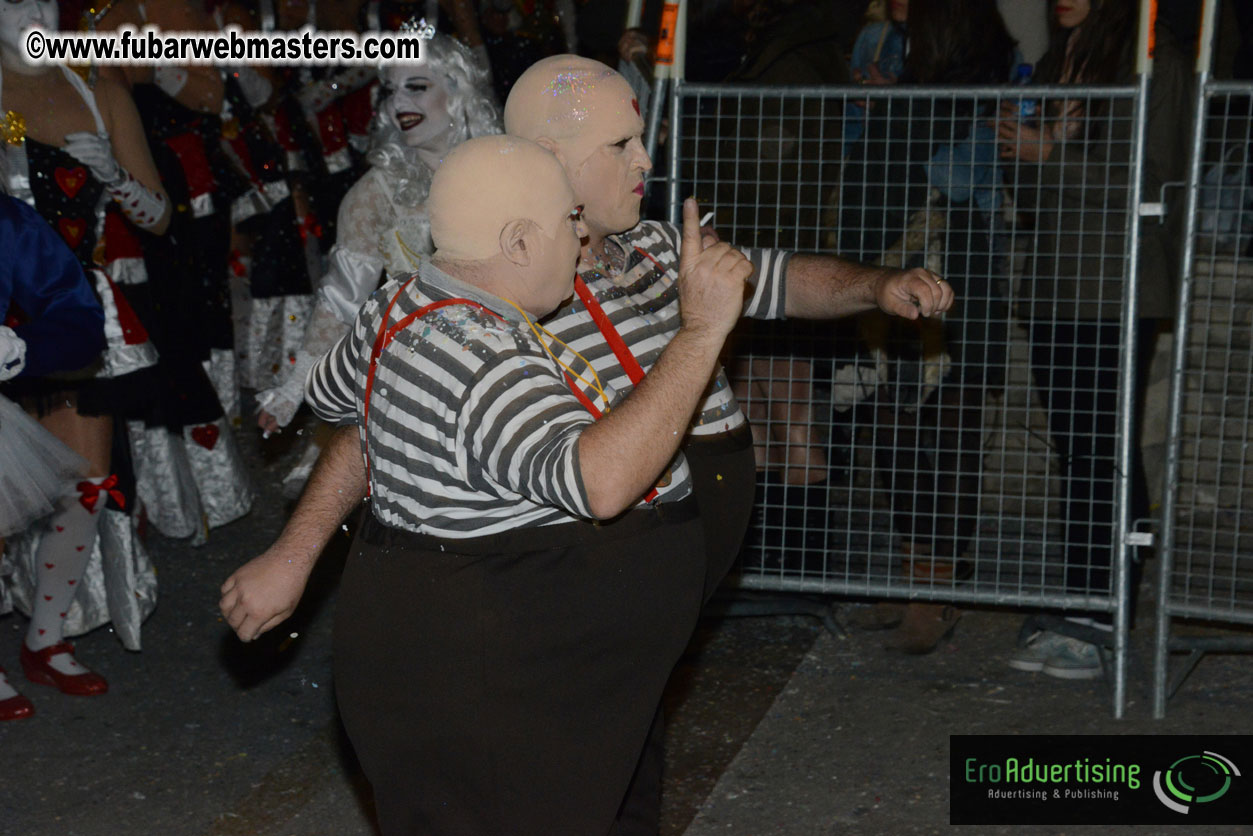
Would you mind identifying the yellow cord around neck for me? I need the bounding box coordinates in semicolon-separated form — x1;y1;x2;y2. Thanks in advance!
500;297;612;415
394;229;425;271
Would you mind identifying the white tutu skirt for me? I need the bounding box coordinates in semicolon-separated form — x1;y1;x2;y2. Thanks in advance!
0;393;89;537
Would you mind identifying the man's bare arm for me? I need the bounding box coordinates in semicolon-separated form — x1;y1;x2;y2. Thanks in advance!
219;425;366;641
783;253;954;320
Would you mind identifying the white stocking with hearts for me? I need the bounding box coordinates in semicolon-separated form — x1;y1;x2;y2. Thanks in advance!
25;478;108;676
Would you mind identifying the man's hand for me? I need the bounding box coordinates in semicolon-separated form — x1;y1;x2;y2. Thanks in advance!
677;198;754;340
219;545;313;642
220;425;366;641
873;267;954;320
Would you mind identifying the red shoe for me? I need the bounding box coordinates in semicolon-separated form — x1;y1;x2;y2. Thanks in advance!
21;642;108;696
0;667;35;720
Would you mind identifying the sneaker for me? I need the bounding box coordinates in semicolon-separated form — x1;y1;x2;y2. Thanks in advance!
1007;630;1077;673
1041;638;1103;680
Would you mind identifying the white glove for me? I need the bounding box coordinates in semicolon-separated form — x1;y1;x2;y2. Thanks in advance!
64;133;168;230
0;326;27;381
63;131;123;186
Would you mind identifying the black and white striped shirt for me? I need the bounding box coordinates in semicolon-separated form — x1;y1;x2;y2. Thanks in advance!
306;261;692;538
549;220;789;436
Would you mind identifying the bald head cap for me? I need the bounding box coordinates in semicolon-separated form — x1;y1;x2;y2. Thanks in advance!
504;55;641;166
428;135;574;262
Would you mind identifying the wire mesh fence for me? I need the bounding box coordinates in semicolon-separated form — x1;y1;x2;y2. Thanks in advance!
667;82;1147;621
1156;79;1253;716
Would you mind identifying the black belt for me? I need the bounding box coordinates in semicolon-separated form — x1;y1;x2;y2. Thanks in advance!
359;495;699;555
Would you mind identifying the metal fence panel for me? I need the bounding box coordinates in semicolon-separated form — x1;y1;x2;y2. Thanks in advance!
667;81;1147;713
1156;79;1253;717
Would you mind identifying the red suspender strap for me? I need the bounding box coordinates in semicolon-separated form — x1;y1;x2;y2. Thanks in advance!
573;276;646;386
363;275;419;437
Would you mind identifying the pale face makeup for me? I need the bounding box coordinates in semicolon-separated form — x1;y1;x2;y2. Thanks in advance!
0;0;58;69
1055;0;1090;30
381;63;455;168
504;58;652;247
561;93;650;247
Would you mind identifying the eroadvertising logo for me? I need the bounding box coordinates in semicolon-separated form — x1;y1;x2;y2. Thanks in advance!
950;736;1253;825
1152;750;1240;814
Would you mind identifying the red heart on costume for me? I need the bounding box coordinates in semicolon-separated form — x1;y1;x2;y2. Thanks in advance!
58;217;87;249
59;612;66;618
43;595;52;601
68;580;76;585
54;166;87;198
37;629;45;635
190;424;220;450
55;526;64;532
75;545;84;551
45;563;54;569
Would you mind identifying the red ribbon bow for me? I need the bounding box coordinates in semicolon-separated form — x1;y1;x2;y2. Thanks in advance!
77;475;126;513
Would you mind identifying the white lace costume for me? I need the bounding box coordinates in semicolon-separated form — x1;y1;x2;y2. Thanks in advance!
254;166;433;426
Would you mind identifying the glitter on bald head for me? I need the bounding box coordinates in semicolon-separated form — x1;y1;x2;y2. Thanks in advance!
536;69;615;126
506;56;642;149
543;71;596;98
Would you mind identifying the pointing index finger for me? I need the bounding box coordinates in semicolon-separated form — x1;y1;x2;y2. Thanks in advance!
680;197;702;269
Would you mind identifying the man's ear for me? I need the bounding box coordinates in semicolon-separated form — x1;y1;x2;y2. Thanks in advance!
499;219;532;267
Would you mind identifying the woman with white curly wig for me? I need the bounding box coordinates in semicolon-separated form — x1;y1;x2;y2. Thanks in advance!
257;34;501;434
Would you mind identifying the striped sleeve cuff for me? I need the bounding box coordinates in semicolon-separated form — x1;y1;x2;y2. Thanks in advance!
742;247;791;319
306;331;360;426
650;220;788;319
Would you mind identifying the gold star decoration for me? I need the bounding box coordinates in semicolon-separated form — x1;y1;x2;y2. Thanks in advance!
3;111;26;146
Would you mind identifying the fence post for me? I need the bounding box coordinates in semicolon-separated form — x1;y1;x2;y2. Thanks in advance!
1154;0;1219;720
